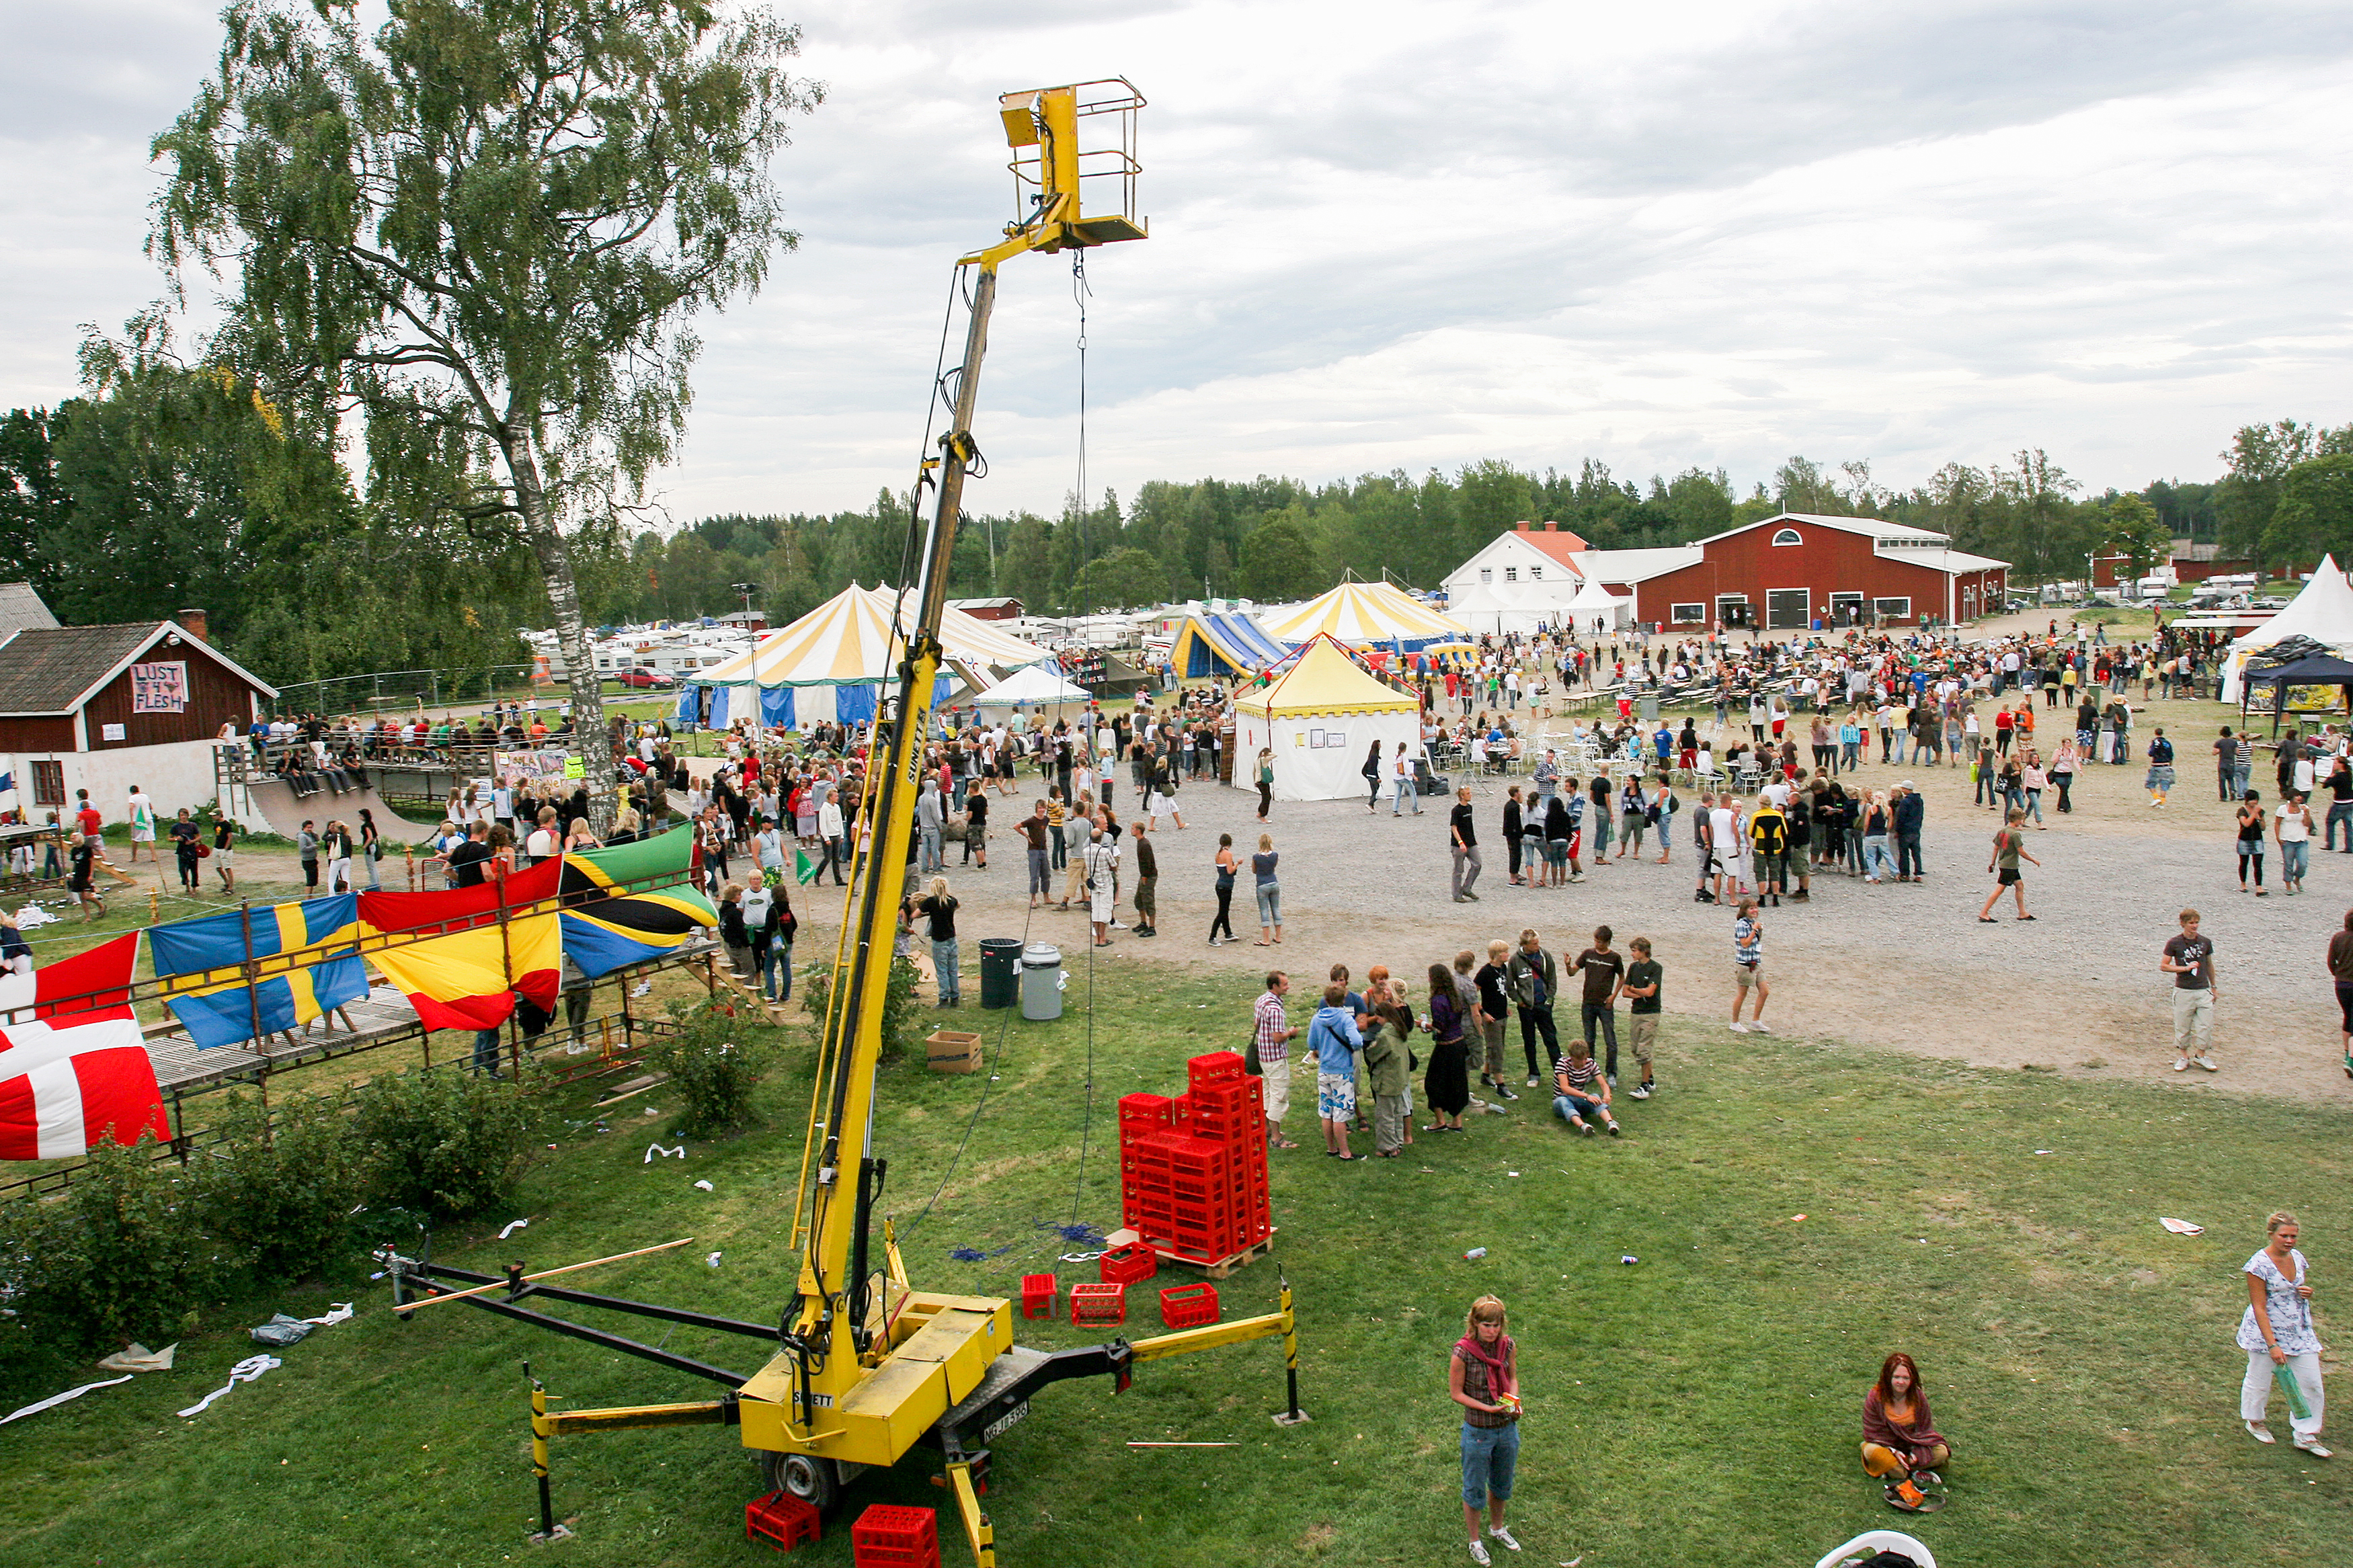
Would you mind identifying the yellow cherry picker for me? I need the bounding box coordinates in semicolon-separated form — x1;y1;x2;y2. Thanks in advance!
377;81;1307;1567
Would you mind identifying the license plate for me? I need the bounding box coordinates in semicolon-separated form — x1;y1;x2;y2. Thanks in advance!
982;1399;1029;1442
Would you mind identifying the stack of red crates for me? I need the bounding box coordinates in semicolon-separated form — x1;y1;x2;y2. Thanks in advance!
1115;1052;1270;1265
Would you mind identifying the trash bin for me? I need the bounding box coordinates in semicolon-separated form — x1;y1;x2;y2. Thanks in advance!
1638;695;1660;725
979;937;1023;1009
1021;942;1064;1022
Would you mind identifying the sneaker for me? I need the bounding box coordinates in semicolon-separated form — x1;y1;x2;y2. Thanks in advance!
1464;891;1481;901
1606;1073;1618;1088
2194;1055;2217;1071
1630;1083;1651;1100
1605;1120;1622;1137
2172;1058;2190;1072
2245;1420;2276;1444
1493;1083;1519;1102
1487;1525;1521;1553
1525;1075;1540;1088
1468;1542;1492;1567
1579;1121;1597;1138
1729;1021;1751;1033
2295;1440;2334;1458
1109;918;1127;929
1746;1021;1771;1035
1454;894;1472;903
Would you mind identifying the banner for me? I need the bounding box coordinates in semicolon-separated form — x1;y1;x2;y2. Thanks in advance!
149;896;366;1049
557;827;717;978
0;934;168;1159
359;859;563;1030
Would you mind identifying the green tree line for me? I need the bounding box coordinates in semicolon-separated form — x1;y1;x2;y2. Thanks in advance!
8;374;2348;672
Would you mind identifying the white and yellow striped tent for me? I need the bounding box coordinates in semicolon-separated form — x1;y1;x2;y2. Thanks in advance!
679;583;1043;730
1260;580;1468;651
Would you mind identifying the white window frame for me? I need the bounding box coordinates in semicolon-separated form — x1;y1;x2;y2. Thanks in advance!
1479;568;1492;585
1504;566;1517;582
1829;591;1865;620
1771;528;1803;546
1670;602;1706;624
1715;593;1751;626
1872;596;1912;619
1529;565;1542;581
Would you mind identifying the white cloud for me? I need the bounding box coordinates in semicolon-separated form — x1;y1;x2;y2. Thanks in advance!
3;0;2349;520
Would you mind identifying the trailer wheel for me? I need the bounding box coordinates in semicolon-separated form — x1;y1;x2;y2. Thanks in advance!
762;1450;838;1513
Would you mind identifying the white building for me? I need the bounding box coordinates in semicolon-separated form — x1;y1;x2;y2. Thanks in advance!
1439;522;1592;634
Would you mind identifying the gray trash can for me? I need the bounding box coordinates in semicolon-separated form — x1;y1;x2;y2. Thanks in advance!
1638;695;1660;725
1021;942;1064;1021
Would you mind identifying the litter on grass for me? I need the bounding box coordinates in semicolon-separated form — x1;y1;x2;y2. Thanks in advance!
644;1144;684;1163
1;1374;134;1426
178;1354;281;1417
951;1243;1015;1262
498;1218;530;1240
705;1251;723;1268
2161;1217;2205;1236
692;1180;714;1192
96;1342;176;1373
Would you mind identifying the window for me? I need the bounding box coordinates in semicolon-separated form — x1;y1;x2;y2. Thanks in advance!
1873;597;1912;619
1671;603;1706;624
1771;528;1803;546
1529;565;1542;581
1504;567;1517;582
32;759;65;807
1479;568;1492;585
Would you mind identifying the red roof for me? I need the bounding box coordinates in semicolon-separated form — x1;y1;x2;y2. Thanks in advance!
1511;522;1591;567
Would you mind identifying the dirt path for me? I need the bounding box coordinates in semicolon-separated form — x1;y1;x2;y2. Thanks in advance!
791;737;2353;1106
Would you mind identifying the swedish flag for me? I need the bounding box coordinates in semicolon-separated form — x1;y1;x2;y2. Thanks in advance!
149;894;366;1048
558;827;717;979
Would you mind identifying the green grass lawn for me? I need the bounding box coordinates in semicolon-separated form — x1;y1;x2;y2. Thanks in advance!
3;959;2346;1568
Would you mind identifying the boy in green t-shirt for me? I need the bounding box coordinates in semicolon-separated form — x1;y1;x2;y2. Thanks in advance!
1623;937;1663;1100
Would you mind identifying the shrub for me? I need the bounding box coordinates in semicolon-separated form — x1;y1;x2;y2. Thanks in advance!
650;997;775;1135
189;1091;363;1283
0;1136;219;1350
797;953;923;1065
350;1066;542;1220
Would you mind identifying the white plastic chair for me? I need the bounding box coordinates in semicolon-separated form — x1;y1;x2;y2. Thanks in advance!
1813;1528;1936;1568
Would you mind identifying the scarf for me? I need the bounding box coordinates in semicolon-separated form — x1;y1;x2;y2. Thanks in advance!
1455;1331;1513;1387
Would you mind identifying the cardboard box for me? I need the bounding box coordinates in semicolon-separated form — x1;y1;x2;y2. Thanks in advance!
926;1029;984;1074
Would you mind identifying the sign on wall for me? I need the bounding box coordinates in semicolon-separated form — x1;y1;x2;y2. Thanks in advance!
130;661;190;714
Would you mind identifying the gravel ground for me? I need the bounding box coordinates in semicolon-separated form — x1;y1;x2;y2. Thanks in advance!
794;719;2353;1106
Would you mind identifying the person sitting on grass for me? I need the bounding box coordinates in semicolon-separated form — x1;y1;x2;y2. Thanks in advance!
1550;1038;1620;1137
1862;1351;1952;1513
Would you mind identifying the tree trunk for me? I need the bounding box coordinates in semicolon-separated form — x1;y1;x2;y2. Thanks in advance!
503;434;620;833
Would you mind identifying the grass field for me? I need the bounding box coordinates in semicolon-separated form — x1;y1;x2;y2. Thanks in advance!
3;957;2346;1568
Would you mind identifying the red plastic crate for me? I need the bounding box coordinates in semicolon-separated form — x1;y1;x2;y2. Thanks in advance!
1070;1280;1127;1327
1187;1050;1246;1087
1019;1273;1057;1319
746;1490;822;1551
1159;1281;1220;1330
1118;1092;1174;1133
851;1504;941;1568
1099;1241;1158;1286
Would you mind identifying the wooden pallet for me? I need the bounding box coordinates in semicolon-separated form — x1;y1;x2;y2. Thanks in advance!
1104;1228;1275;1280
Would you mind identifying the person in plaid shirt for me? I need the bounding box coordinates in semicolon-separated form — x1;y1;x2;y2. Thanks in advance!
1254;971;1301;1149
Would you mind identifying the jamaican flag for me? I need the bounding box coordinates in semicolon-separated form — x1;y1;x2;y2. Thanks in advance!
558;827;717;978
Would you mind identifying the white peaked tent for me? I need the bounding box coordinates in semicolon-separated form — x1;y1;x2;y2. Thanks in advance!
1260;580;1469;651
679;583;1043;729
1231;636;1421;802
1562;575;1632;632
973;662;1092;715
2220;556;2353;701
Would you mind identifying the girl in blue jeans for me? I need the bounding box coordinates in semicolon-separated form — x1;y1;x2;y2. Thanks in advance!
1451;1295;1521;1564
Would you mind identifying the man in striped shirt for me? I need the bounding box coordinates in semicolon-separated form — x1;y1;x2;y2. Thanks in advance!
1551;1039;1620;1137
1254;972;1301;1149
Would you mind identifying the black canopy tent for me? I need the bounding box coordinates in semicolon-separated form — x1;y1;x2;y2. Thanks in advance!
2239;652;2353;737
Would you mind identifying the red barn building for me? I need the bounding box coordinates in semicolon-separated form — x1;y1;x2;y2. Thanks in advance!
1576;513;2008;633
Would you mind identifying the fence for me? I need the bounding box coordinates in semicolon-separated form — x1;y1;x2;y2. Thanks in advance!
267;664;553;720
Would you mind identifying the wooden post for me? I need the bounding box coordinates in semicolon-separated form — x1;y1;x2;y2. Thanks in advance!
405;843;416;891
238;900;272;1134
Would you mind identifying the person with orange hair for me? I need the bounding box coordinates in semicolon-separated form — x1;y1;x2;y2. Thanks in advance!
1861;1352;1951;1512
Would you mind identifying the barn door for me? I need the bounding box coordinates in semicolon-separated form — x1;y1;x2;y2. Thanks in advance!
1767;588;1810;630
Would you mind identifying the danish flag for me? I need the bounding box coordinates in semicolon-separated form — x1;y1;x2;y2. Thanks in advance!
0;934;169;1160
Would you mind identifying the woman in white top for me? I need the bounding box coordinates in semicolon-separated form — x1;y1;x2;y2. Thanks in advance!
2239;1211;2327;1455
2275;791;2314;895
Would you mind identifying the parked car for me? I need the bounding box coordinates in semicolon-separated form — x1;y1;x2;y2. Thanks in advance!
612;665;674;688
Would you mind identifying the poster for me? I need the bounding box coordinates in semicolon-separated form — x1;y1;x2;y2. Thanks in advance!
130;661;188;714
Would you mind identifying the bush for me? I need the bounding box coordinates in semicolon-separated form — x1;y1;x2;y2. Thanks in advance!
189;1091;363;1283
0;1137;220;1350
650;997;775;1136
350;1066;542;1220
798;953;923;1065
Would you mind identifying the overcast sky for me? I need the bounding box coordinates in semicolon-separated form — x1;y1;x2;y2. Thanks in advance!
5;0;2350;523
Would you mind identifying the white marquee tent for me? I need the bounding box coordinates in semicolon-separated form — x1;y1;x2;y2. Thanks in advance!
1560;576;1633;633
971;662;1092;717
1231;635;1421;802
2219;556;2353;701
